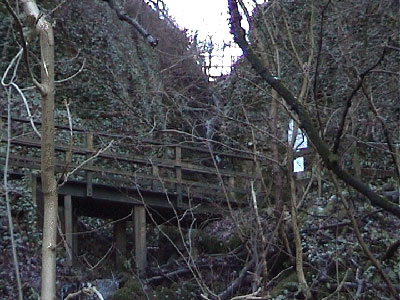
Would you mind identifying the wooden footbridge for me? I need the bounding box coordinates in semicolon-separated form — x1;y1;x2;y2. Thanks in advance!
1;116;261;270
2;116;393;271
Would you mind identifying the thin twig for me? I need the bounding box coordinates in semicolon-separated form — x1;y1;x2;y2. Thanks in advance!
321;269;350;300
217;256;256;300
4;87;23;300
20;58;86;91
3;0;44;93
86;244;115;271
362;85;400;180
231;287;262;300
73;210;133;236
331;174;399;299
44;0;68;18
355;267;364;297
149;166;214;297
312;0;332;135
332;47;388;154
64;285;104;300
1;48;41;137
251;181;268;288
56;58;86;84
59;140;114;186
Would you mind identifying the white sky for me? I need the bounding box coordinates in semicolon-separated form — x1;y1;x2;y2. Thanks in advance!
164;0;234;43
162;0;262;76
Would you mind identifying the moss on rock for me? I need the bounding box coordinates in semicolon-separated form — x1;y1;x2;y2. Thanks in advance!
108;279;145;300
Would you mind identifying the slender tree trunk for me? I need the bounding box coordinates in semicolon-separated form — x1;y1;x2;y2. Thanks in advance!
21;1;57;299
287;137;311;299
270;90;283;208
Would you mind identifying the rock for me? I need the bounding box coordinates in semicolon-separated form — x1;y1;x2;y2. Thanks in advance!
95;279;119;300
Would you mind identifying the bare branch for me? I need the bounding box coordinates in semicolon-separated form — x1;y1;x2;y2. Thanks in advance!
237;0;252;27
332;47;388;154
3;0;44;93
250;181;268;288
64;285;104;300
1;48;41;137
59;140;114;186
362;85;400;180
55;58;86;84
331;175;399;299
3;87;23;300
217;256;256;300
321;269;350;300
312;0;332;134
102;0;158;47
382;240;400;261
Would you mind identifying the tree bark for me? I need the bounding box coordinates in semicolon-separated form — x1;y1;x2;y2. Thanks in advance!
21;1;57;299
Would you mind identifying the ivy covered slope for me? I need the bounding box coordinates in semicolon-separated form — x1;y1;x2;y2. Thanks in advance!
54;0;164;134
1;0;209;138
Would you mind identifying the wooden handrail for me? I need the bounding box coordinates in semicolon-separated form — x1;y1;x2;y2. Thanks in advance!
0;153;251;195
0;116;264;202
0;115;261;160
0;114;86;132
1;137;257;178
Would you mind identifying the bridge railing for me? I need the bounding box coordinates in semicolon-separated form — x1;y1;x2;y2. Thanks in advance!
1;116;261;206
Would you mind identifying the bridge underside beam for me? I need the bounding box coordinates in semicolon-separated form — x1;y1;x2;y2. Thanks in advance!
54;179;219;224
31;176;228;273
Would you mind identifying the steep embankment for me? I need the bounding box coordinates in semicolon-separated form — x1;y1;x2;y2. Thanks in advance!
0;1;212;298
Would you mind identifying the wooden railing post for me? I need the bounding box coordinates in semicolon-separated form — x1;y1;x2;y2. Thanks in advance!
85;132;93;197
72;214;78;257
228;176;236;201
175;146;182;207
152;165;160;191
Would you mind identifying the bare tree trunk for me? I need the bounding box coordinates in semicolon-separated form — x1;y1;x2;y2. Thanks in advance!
21;2;57;299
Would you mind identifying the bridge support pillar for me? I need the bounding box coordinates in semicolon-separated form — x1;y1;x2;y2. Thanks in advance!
30;173;38;206
114;220;127;271
64;195;77;267
73;214;78;258
133;205;147;272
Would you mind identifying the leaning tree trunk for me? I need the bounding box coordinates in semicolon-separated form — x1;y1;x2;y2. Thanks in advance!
227;0;400;219
21;1;57;299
